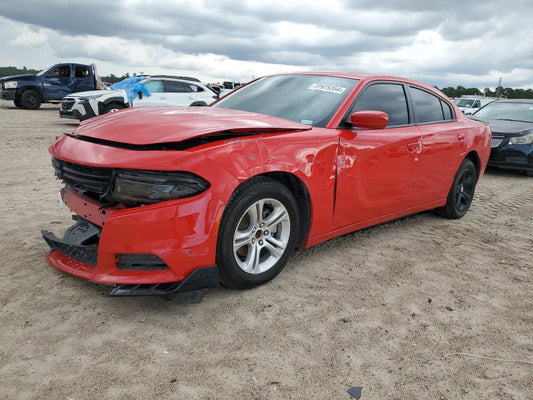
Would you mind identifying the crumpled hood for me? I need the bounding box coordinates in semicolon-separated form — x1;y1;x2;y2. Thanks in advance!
72;107;312;145
469;117;533;136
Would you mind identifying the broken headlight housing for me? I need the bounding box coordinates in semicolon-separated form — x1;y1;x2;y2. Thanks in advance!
111;170;210;205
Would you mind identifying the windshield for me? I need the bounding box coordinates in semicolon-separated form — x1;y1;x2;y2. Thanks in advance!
36;68;49;76
213;74;359;128
474;101;533;123
453;99;474;107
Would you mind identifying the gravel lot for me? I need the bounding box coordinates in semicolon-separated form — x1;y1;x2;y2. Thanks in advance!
0;100;531;399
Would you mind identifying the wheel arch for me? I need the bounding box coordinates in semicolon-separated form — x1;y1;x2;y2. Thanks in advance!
253;171;312;247
465;151;481;180
16;85;44;101
98;97;128;115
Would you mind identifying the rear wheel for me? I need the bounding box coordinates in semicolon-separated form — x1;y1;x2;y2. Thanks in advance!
217;177;299;289
438;159;477;219
20;90;41;110
189;101;207;106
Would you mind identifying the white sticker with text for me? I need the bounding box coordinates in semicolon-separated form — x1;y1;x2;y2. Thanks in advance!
308;83;346;94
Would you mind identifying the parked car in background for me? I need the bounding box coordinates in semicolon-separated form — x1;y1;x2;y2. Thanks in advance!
42;72;491;296
59;75;219;121
0;63;103;109
453;96;496;114
469;99;533;176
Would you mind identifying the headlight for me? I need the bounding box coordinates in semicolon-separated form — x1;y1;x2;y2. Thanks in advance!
80;94;104;101
4;81;17;89
509;133;533;145
111;170;210;204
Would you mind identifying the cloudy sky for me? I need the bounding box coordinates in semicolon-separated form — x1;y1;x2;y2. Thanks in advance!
1;0;532;89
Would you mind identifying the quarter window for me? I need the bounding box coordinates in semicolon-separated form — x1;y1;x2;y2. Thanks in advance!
352;83;409;126
410;87;446;123
441;100;454;120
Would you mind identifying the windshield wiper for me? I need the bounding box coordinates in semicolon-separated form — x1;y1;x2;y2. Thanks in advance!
495;118;533;123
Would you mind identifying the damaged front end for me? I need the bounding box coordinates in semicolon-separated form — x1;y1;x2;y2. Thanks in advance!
42;157;221;297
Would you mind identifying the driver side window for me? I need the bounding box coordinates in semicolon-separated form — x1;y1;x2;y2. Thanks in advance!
48;65;71;78
351;83;410;127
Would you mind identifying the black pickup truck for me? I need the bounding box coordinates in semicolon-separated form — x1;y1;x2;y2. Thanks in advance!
0;63;102;109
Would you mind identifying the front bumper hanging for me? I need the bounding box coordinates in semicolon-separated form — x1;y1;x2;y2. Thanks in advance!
42;217;220;297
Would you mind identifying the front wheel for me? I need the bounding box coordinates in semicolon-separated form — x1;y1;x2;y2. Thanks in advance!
103;103;125;114
438;159;477;219
217;177;299;289
20;90;42;110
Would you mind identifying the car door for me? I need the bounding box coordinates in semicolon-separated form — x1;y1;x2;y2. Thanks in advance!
409;86;467;201
72;65;95;92
334;82;422;227
42;64;73;100
133;79;166;106
162;80;197;106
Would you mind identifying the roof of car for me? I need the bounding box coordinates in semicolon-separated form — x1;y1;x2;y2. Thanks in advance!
147;75;201;82
491;98;533;103
264;71;445;96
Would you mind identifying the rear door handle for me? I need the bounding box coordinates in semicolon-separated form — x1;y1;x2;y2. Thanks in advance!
457;132;466;141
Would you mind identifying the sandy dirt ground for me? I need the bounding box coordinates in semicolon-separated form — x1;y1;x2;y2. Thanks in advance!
0;100;531;400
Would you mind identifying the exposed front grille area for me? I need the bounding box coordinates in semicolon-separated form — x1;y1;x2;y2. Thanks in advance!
52;157;113;198
61;98;75;111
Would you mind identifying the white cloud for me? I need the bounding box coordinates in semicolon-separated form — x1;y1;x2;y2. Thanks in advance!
0;1;532;89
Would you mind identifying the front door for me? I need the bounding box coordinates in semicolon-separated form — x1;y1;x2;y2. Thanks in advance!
333;82;421;227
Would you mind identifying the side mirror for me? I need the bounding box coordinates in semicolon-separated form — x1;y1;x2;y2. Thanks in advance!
138;91;143;100
350;110;389;129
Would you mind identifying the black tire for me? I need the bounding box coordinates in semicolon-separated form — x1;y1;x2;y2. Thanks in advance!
20;90;42;110
14;98;23;108
217;177;299;289
189;101;207;107
438;159;477;219
103;103;125;114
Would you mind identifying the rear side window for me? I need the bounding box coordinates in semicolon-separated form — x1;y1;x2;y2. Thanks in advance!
410;87;454;123
352;83;409;126
164;80;192;93
74;66;90;79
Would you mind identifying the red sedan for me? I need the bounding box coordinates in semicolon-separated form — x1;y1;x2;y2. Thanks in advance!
42;72;491;296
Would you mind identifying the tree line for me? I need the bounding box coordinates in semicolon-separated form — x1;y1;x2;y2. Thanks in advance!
438;85;533;99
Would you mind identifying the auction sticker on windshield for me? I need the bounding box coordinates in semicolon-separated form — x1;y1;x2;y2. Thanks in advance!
308;83;346;94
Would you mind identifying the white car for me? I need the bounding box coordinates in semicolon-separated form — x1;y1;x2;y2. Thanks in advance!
453;97;496;114
59;76;219;121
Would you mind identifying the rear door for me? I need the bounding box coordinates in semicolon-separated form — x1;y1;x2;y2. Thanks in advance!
334;81;422;227
162;80;197;106
409;86;467;201
72;65;95;92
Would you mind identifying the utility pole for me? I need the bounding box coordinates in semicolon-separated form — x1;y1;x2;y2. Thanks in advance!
496;77;502;98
